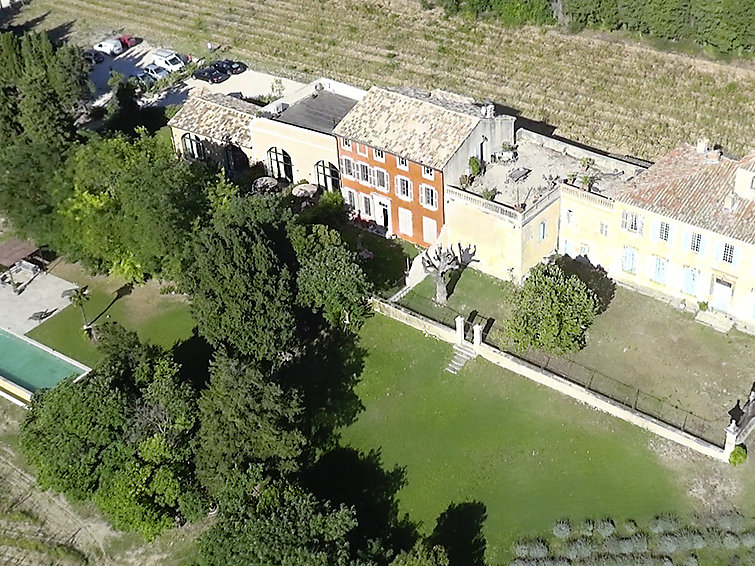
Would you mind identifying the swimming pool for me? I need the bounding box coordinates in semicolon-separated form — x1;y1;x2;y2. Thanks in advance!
0;328;89;404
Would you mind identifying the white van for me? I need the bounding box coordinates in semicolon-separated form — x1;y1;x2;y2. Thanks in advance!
152;50;185;73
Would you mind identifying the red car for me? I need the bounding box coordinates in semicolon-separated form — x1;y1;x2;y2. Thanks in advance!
116;35;138;51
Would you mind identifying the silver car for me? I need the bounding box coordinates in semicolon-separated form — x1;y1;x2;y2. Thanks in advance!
144;64;170;81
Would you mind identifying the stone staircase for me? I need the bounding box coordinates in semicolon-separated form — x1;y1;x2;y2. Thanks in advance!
695;309;734;333
445;342;477;374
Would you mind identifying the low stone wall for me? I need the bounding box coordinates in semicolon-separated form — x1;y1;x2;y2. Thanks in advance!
372;298;729;462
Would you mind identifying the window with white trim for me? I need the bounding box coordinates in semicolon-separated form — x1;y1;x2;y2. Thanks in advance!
397;156;409;171
373;148;385;162
358;162;371;185
538;221;546;241
658;221;670;242
356;143;368;157
579;243;590;256
653;256;668;284
422;166;435;180
396;176;413;201
346;189;356;209
566;209;574;224
339;157;354;179
620;210;644;234
690;232;702;253
181;133;205;160
341;138;352;150
373;168;389;192
398;208;413;236
723;243;735;264
420;184;438;210
362;195;372;218
600;222;608;237
422;217;437;243
622;246;636;273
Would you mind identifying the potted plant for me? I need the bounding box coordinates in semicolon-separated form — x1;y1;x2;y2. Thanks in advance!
500;142;517;162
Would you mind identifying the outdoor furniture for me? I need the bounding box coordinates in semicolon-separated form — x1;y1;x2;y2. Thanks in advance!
252;176;279;194
292;183;318;198
29;310;51;321
508;167;531;182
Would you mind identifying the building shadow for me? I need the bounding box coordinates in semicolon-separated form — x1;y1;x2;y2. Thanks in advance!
555;254;616;314
301;446;418;559
428;501;488;566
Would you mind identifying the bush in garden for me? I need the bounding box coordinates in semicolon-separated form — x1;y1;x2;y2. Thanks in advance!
648;514;679;534
512;541;529;558
614;534;648;555
656;534;677;554
565;537;594;560
512;539;549;559
722;531;740;549
674;530;705;551
716;511;747;532
682;556;698;566
740;531;755;548
579;519;595;537
621;520;638;536
596;518;616;537
553;519;571;540
729;445;747;466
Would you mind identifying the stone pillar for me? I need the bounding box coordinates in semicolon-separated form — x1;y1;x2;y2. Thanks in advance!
473;324;482;347
455;316;465;344
724;419;739;458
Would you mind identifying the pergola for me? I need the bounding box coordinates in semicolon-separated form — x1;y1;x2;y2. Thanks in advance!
0;239;40;269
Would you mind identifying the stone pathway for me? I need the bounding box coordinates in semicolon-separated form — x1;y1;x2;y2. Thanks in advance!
445;342;476;374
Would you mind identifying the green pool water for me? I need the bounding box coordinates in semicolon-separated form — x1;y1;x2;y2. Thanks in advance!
0;329;85;392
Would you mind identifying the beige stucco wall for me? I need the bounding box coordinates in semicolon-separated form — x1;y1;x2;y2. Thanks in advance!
249;118;339;184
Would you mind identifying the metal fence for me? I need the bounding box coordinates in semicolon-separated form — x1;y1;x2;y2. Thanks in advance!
395;291;725;448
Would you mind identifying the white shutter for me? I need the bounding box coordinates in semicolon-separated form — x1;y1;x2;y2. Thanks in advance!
651;219;659;242
621;211;628;230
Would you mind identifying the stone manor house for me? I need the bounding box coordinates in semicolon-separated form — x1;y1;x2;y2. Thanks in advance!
168;79;755;334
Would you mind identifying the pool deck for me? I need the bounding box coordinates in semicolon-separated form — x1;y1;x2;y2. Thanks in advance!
1;271;77;335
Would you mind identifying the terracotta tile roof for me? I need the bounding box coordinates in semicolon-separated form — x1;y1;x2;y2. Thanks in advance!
617;143;755;245
333;86;484;170
168;92;260;148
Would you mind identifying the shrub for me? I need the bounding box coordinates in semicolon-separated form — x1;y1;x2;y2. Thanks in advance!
596;518;616;537
565;537;594;560
656;534;677;554
615;534;648;554
649;514;679;534
513;540;548;559
579;519;595;537
723;531;740;549
682;556;698;566
729;445;747;466
621;520;638;536
716;511;747;531
481;187;497;201
553;519;572;540
740;531;755;548
675;530;705;551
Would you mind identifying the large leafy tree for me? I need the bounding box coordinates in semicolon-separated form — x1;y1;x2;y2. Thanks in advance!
195;353;305;497
505;260;597;354
391;543;450;566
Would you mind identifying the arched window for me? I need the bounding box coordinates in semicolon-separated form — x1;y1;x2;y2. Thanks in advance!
181;133;205;160
267;147;293;183
224;144;249;174
314;160;340;191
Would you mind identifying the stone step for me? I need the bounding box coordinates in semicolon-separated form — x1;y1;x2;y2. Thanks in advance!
695;309;734;333
444;343;477;373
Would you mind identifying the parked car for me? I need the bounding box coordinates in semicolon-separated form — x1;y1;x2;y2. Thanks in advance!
211;59;247;75
116;34;138;51
129;71;156;93
152;49;185;73
192;66;229;84
92;38;123;56
82;49;104;66
144;63;170;81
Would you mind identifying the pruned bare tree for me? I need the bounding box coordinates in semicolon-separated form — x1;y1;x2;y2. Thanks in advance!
422;245;461;304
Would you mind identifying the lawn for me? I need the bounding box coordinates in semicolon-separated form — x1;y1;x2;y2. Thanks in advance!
26;262;195;367
399;267;755;431
343;314;696;563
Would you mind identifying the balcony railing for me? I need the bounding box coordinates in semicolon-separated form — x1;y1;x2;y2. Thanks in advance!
560;183;615;209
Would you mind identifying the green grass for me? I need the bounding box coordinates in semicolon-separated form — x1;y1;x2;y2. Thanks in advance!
399;267;755;429
26;262;194;367
343;314;693;563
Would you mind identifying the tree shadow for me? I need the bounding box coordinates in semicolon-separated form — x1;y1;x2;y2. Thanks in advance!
555;254;616;314
428;501;488;566
279;329;366;456
340;226;411;295
172;328;214;390
446;243;478;298
89;283;133;325
301;446;418;559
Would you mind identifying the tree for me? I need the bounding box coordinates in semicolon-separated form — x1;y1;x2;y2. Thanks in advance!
68;286;90;327
505;260;597;354
391;543;450;566
422;245;462;304
195;353;305;497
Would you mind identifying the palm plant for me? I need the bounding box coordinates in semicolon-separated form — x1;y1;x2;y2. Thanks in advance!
69;286;90;327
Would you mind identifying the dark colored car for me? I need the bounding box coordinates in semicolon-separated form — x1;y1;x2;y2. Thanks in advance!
211;59;247;75
193;66;229;84
83;49;104;66
116;34;138;50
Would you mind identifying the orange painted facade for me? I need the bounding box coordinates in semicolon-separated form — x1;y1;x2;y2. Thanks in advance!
336;137;444;247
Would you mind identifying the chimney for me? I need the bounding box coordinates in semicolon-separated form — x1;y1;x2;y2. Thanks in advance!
723;192;738;212
734;167;755;201
696;138;710;154
483;100;495;119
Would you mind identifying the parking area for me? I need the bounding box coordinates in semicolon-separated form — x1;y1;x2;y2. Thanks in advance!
88;40;304;107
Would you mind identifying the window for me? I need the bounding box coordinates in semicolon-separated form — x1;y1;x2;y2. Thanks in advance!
396;176;413;201
422;165;435;180
659;221;670;242
579;243;590;256
653;256;668;284
398;208;413;236
181;133;205;160
357;143;368;157
600;222;608;237
362;195;372;218
267;147;293;182
346;190;356;209
620;210;644;234
538;221;546;241
397;156;409;171
341;138;352;150
373;148;385;162
423;217;437;243
420;185;438;210
566;209;574;224
358;162;371;185
690;232;702;253
723;243;735;264
622;246;636;273
224;144;249;173
339;157;354;178
374;168;389;192
683;267;699;296
314;160;340;191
